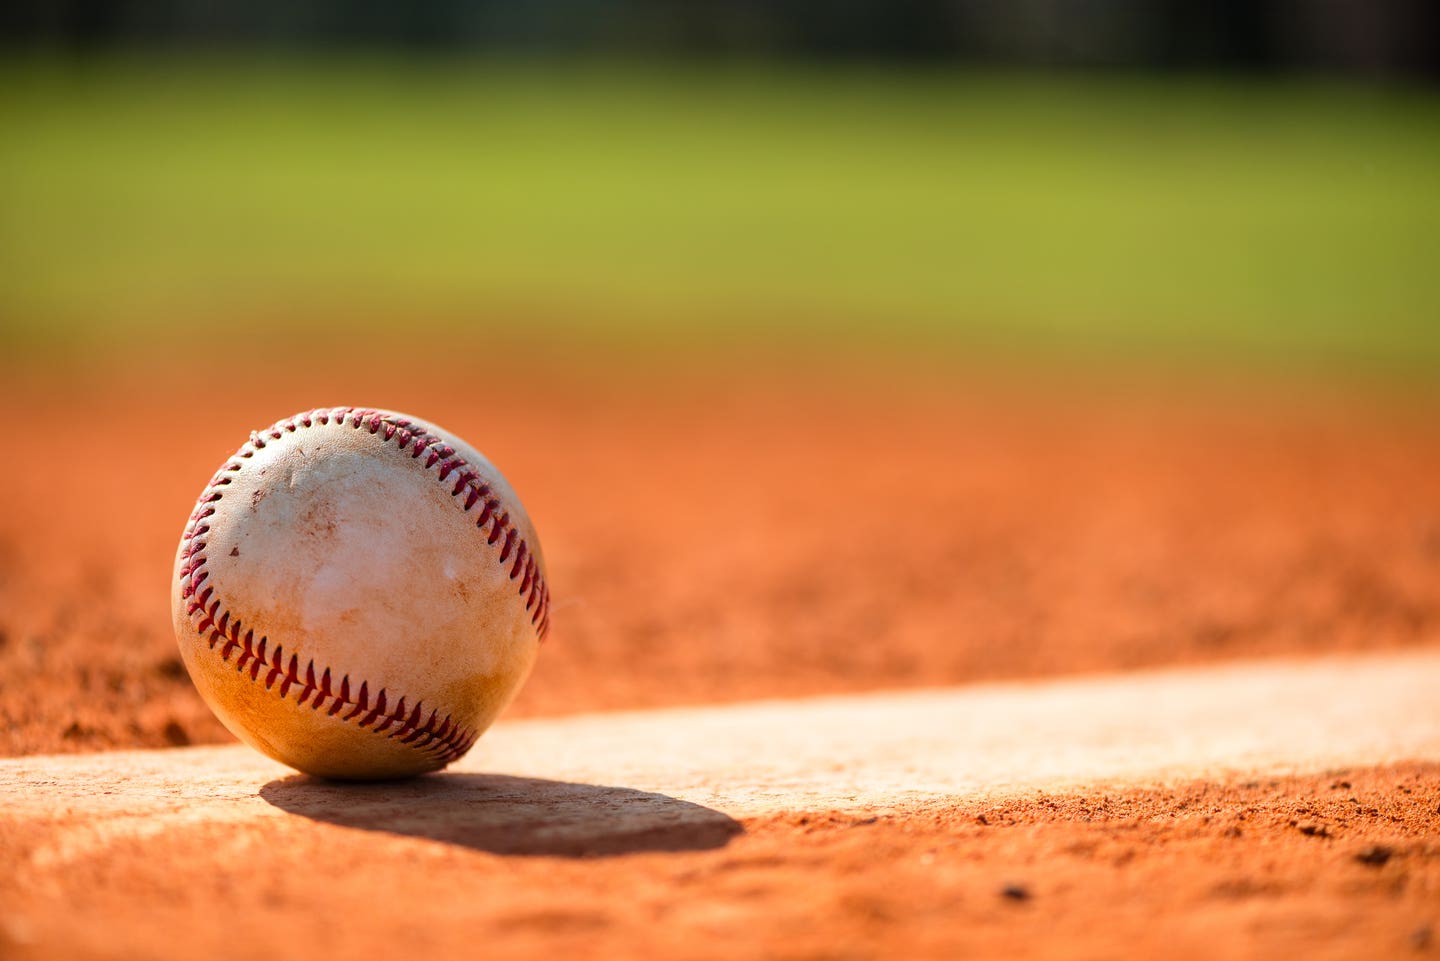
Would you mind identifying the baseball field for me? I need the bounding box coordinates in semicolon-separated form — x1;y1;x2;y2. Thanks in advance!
2;60;1439;960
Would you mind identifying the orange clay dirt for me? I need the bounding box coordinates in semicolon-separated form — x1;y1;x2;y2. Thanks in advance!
3;759;1437;961
1;348;1438;959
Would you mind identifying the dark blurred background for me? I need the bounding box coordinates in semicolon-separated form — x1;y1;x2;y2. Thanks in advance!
2;2;1438;375
4;0;1437;79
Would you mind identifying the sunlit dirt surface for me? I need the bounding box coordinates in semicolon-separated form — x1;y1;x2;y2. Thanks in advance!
1;760;1435;961
3;352;1439;755
2;348;1439;959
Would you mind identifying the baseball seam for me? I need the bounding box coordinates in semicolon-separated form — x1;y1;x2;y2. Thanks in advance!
177;406;551;766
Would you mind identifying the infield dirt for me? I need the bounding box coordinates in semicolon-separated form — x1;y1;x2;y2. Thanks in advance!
1;349;1438;959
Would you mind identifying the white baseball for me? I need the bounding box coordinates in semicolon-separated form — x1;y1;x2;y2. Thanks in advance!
172;407;550;780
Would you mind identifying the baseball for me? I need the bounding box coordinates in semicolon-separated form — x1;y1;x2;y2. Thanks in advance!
172;407;550;780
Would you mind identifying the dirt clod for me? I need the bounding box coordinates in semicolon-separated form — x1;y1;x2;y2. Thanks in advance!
1355;845;1394;867
161;720;190;747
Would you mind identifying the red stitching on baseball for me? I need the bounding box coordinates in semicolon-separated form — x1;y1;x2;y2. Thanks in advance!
177;407;549;765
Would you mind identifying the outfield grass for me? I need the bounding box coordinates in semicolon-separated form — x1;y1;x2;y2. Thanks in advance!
1;58;1437;370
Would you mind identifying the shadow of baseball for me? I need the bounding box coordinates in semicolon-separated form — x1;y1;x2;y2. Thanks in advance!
259;772;743;857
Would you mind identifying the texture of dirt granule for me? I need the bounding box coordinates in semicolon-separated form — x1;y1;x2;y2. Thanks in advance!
1;763;1435;960
1;353;1439;756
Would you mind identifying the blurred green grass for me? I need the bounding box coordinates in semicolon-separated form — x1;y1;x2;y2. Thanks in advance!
1;59;1438;372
